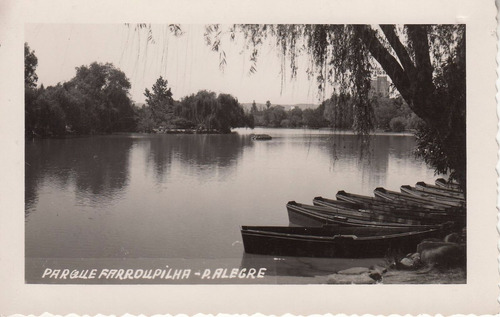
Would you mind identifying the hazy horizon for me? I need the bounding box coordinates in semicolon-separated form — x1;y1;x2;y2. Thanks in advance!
25;24;334;105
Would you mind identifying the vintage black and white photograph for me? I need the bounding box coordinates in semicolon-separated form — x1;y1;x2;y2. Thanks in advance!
1;0;497;314
24;23;468;284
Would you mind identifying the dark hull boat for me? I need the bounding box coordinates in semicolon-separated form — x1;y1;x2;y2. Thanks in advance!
435;178;462;191
400;185;465;208
241;225;449;258
415;182;465;200
313;196;452;224
286;201;448;229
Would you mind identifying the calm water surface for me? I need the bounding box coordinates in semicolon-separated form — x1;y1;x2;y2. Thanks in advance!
25;128;438;282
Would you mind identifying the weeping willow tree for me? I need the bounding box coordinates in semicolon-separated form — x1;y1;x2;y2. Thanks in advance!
135;24;466;187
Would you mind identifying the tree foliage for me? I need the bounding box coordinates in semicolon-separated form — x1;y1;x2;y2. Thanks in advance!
25;43;38;89
137;83;252;133
25;56;136;136
144;76;174;126
67;62;136;133
176;90;250;133
197;24;466;185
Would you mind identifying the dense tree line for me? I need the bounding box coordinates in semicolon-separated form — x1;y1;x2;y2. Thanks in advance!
25;44;252;137
250;94;423;132
136;77;253;134
25;44;136;137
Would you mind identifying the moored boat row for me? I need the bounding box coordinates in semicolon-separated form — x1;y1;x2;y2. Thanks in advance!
313;195;454;224
287;201;448;228
241;178;465;258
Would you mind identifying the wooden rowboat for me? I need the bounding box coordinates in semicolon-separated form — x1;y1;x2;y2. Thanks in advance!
435;178;462;191
303;199;425;225
335;190;452;215
400;185;465;207
241;225;450;258
373;187;460;210
286;201;448;229
313;196;453;224
415;182;465;200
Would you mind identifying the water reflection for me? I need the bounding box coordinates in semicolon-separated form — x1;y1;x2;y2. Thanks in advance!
25;136;133;216
317;133;421;191
137;134;253;184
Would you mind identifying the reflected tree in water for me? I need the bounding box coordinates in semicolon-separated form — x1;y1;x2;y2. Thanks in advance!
25;137;134;213
142;134;254;183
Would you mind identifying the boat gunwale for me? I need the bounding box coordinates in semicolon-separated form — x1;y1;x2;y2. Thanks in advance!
241;227;441;242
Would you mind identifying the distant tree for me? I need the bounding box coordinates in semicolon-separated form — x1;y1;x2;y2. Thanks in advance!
302;104;329;128
251;100;258;114
323;93;354;129
244;112;255;129
280;119;291;128
267;106;287;127
215;93;245;133
177;90;250;133
144;76;175;126
68;62;136;133
288;107;303;127
25;43;39;136
389;117;406;132
24;43;38;89
136;105;156;132
32;85;67;136
265;100;271;109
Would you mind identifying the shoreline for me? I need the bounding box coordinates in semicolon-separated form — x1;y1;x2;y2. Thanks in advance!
25;128;416;139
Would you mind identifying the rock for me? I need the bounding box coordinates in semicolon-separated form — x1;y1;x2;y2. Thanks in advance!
337;267;370;275
410;252;421;261
400;257;415;268
368;271;382;282
420;244;466;268
397;253;422;270
367;265;388;282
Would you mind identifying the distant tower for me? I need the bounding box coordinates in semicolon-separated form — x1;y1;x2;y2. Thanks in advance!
369;75;389;98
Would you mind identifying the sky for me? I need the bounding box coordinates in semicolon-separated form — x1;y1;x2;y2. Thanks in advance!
25;24;328;106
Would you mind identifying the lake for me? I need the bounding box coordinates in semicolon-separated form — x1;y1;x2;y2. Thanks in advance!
25;128;440;283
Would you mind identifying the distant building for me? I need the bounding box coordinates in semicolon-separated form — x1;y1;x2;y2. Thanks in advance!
369;75;389;98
